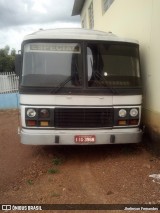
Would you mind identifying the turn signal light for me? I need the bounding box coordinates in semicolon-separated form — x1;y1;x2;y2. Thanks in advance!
40;121;49;127
118;120;127;125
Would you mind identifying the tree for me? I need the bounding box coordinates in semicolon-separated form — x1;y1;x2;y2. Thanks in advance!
11;48;16;56
0;45;16;73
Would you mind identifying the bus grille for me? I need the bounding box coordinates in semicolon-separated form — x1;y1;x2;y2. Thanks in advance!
54;108;113;128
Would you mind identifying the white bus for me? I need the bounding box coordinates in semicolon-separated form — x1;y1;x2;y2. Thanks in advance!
16;28;143;145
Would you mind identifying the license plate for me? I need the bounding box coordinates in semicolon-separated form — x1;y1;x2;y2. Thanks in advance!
74;135;96;144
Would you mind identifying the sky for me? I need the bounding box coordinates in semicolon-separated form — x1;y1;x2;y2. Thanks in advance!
0;0;80;52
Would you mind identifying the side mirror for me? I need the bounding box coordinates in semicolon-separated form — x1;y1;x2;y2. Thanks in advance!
15;54;22;77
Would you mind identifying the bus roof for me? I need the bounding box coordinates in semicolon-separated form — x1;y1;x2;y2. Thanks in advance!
23;28;139;44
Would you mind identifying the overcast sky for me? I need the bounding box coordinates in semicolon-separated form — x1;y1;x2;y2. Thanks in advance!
0;0;80;51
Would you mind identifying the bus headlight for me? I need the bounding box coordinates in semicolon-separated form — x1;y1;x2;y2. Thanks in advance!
119;109;127;118
26;109;36;118
39;109;50;118
130;108;138;117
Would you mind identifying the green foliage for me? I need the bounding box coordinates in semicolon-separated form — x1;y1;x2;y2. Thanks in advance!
52;157;63;165
47;168;59;174
27;179;33;185
0;45;16;73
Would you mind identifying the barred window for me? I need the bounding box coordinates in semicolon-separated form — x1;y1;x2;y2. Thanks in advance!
88;1;94;29
102;0;114;14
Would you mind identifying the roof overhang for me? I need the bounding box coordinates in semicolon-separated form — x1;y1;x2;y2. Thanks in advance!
72;0;85;16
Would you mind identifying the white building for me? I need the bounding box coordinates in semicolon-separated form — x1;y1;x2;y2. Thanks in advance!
72;0;160;147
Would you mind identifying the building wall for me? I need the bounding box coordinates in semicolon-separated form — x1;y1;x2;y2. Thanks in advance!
80;0;160;142
145;0;160;140
0;93;19;109
81;0;92;28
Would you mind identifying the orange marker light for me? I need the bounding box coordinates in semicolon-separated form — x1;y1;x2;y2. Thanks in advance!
118;120;127;125
40;121;49;127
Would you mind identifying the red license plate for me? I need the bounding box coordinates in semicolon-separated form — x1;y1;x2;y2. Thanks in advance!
74;135;96;144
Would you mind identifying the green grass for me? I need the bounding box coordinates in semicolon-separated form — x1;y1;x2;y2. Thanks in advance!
52;157;63;165
27;179;33;185
47;168;59;174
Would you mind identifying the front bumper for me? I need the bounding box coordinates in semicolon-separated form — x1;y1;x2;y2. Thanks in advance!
20;128;142;145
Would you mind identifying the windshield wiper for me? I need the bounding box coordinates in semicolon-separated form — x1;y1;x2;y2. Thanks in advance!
90;59;118;94
51;76;72;94
94;71;119;94
51;59;80;94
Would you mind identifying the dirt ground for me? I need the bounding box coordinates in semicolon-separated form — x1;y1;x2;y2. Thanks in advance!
0;110;160;213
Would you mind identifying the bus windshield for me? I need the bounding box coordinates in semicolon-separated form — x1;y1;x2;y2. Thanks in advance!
22;43;82;87
87;43;141;88
22;42;141;89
